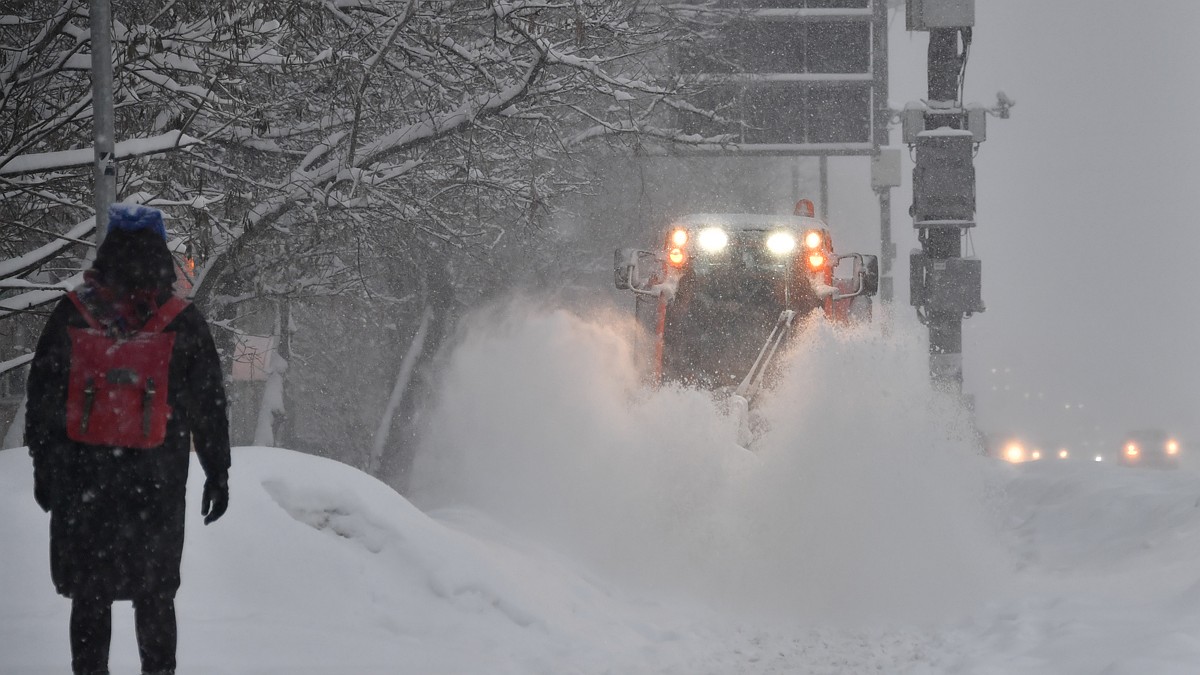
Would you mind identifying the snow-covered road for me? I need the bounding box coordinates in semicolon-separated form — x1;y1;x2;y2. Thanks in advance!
4;307;1200;674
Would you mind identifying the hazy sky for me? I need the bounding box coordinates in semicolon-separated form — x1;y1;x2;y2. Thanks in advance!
591;1;1199;447
875;1;1200;444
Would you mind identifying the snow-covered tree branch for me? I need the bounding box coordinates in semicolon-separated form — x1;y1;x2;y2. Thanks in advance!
2;0;735;473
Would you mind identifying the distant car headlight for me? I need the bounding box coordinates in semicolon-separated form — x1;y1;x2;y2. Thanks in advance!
1094;455;1103;462
1167;439;1180;456
1003;443;1025;464
1058;449;1070;460
1124;442;1140;459
697;227;729;252
766;232;797;255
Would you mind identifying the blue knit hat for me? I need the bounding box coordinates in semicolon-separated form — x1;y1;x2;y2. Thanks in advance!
107;203;166;240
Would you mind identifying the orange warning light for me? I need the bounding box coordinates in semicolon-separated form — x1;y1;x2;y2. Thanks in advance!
807;253;825;269
668;247;686;266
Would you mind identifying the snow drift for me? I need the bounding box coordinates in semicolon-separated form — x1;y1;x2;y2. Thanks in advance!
412;300;1009;624
0;446;748;674
9;299;1200;673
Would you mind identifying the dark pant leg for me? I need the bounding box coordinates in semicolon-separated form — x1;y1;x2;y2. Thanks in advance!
69;595;112;675
133;594;177;674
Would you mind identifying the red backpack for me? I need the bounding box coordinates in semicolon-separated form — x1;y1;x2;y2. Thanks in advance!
65;292;190;448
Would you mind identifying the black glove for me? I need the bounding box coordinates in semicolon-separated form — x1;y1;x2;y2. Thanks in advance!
31;452;53;513
200;473;229;525
33;472;53;513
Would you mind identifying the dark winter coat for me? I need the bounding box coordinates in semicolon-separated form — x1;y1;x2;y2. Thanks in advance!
25;294;230;601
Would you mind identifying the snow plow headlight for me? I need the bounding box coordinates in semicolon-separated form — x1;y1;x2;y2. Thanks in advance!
804;230;823;249
670;228;688;247
766;232;797;255
697;227;729;252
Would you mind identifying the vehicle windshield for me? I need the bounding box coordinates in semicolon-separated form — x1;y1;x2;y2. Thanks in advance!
689;229;792;303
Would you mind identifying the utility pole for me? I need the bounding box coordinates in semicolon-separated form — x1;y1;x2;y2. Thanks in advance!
871;0;898;303
818;156;829;218
89;0;117;249
905;0;992;391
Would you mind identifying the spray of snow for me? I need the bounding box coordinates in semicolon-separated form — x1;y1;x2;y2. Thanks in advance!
412;297;1010;626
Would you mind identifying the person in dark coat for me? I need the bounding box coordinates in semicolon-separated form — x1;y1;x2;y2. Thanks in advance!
25;204;231;675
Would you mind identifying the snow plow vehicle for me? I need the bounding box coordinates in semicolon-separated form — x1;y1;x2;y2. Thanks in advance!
613;201;878;439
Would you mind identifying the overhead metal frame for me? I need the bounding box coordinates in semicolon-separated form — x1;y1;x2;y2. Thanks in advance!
678;1;883;153
671;0;896;304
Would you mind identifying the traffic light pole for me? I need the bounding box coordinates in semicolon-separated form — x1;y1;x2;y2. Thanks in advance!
906;1;988;391
89;0;117;249
924;26;969;388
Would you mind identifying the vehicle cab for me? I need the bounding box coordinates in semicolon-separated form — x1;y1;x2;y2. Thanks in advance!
614;201;878;389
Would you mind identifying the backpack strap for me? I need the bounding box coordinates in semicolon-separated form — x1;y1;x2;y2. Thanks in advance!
66;291;102;330
141;296;190;334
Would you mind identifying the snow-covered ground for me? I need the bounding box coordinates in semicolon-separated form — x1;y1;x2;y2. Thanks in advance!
4;306;1200;674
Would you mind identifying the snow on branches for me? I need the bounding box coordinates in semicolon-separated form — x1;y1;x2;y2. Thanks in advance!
3;0;730;314
1;0;735;469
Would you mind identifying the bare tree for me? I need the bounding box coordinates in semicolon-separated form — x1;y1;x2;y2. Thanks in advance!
1;0;732;475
